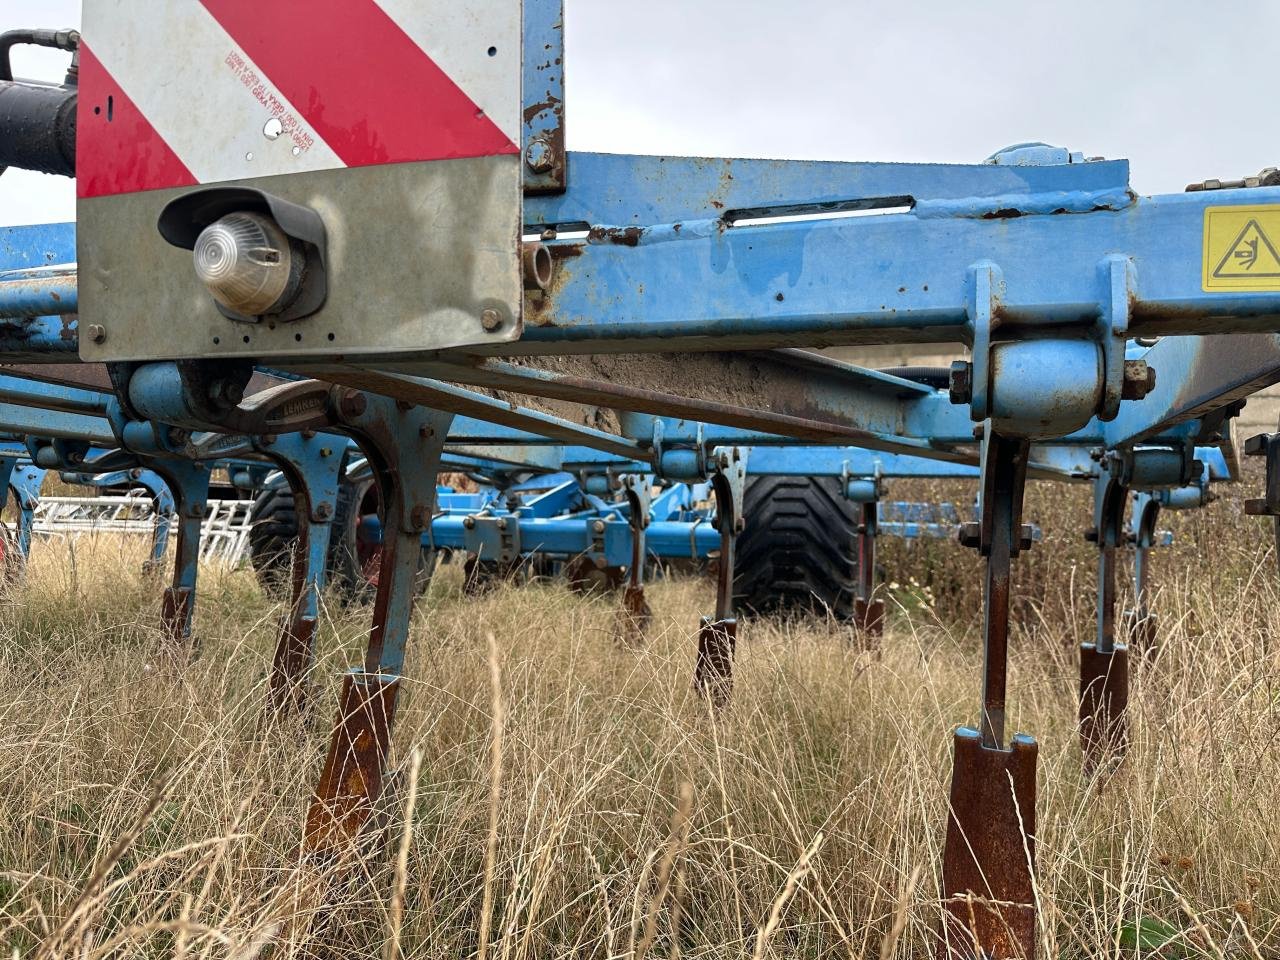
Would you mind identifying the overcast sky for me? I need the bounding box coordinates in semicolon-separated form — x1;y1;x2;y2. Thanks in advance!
3;0;1278;227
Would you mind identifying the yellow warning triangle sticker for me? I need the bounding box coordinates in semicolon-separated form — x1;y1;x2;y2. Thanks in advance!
1212;218;1280;279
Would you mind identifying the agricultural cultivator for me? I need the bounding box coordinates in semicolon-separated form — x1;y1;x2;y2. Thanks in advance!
0;3;1274;955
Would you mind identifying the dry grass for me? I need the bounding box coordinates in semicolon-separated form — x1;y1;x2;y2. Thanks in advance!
1;473;1278;958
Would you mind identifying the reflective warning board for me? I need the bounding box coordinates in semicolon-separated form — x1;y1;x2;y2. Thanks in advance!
1203;205;1280;292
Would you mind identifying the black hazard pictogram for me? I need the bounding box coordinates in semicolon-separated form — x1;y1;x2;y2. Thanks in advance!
1212;219;1280;279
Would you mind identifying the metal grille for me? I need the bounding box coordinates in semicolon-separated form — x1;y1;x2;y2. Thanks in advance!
30;493;255;567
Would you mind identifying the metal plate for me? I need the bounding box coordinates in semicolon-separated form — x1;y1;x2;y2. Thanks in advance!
76;0;523;362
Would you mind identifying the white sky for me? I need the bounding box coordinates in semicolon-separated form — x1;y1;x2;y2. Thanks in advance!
3;0;1278;227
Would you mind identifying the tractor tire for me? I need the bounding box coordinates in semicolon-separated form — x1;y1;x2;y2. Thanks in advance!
248;485;299;595
732;475;860;619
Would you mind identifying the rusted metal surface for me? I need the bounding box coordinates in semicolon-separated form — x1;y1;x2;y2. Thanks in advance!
616;585;652;646
1122;609;1158;657
694;616;736;709
159;586;194;646
412;355;978;464
967;435;1031;749
521;0;565;194
270;614;317;716
942;432;1037;958
940;729;1038;959
304;672;400;855
853;598;885;640
1079;643;1130;768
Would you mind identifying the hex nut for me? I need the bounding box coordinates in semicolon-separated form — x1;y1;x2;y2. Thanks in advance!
525;138;554;173
1121;360;1156;401
948;360;972;405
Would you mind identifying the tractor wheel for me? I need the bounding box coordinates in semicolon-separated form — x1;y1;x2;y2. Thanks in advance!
248;485;299;595
732;475;860;619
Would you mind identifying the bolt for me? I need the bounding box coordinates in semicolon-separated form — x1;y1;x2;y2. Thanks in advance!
419;424;434;439
957;521;980;549
315;502;333;520
592;519;606;534
463;516;476;530
320;447;333;458
481;308;503;332
1089;447;1105;462
1084;527;1099;543
1121;359;1157;401
1019;524;1035;551
338;390;367;419
525;137;554;174
948;360;972;405
410;504;430;530
301;429;317;440
496;518;508;530
261;433;278;445
86;323;106;344
190;503;206;519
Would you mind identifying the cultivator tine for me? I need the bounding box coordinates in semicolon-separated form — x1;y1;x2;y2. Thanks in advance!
260;434;342;718
694;615;737;707
853;500;885;641
146;460;211;654
1245;431;1280;578
615;474;652;645
305;669;400;852
693;449;746;707
1079;474;1130;771
1122;493;1160;657
303;392;453;857
941;431;1038;960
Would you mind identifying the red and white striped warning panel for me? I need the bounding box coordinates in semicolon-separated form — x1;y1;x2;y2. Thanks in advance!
77;0;521;198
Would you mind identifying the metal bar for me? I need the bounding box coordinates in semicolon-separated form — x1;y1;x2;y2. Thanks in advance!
512;187;1280;354
302;365;653;464
0;275;77;318
525;151;1132;229
978;434;1030;751
396;357;975;462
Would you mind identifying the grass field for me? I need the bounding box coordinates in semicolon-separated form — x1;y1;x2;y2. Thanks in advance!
1;473;1277;958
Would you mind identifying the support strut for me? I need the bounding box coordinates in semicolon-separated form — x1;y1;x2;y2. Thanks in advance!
303;390;453;856
1080;471;1130;770
258;432;344;718
143;458;210;654
693;447;746;708
853;499;885;640
614;473;653;645
1122;494;1160;655
941;429;1038;960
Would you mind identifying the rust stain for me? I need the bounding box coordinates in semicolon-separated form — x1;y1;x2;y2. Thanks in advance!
588;226;644;247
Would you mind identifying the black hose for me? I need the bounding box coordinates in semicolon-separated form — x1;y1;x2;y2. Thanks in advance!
0;28;79;83
0;78;77;176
